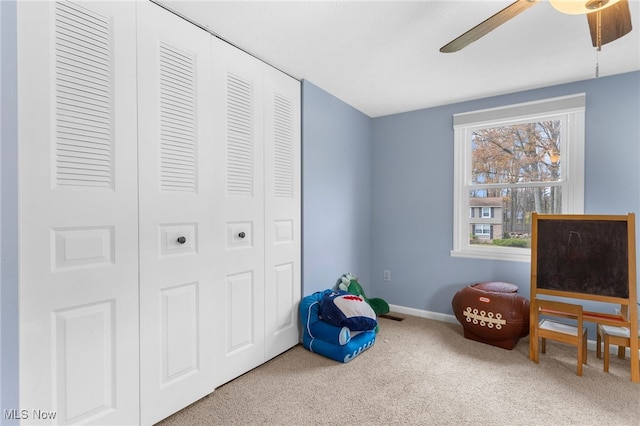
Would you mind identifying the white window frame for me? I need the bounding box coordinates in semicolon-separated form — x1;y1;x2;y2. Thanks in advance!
452;94;585;263
481;207;491;218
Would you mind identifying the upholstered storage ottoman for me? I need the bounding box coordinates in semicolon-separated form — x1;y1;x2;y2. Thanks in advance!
451;282;530;350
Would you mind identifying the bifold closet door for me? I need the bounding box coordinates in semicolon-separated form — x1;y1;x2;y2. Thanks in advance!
17;1;140;425
137;3;216;424
210;36;301;387
211;36;267;387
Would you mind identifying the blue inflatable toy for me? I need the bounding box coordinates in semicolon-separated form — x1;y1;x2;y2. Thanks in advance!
300;289;377;363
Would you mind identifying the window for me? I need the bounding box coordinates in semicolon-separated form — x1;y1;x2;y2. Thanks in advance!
452;94;585;262
474;224;491;237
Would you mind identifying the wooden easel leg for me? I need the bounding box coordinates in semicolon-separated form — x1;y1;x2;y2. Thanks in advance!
631;337;639;383
529;315;538;363
530;328;539;363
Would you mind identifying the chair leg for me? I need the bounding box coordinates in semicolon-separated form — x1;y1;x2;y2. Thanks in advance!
597;326;602;359
577;348;583;376
541;338;546;354
576;333;583;376
603;335;610;373
576;329;589;376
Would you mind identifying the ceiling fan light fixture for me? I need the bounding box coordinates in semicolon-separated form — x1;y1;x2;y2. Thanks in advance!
549;0;620;14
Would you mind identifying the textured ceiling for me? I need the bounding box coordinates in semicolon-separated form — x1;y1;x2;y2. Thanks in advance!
157;0;640;118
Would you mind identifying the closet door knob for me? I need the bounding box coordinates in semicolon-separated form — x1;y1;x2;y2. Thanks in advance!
176;236;187;244
238;232;246;239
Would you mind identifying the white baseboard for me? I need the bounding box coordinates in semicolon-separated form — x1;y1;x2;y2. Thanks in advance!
387;304;633;357
388;304;458;324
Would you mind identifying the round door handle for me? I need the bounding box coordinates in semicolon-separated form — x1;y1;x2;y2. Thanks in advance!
238;232;246;239
177;236;187;244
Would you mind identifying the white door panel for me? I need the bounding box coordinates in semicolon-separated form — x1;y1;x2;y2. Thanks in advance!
211;36;266;387
263;68;302;360
137;2;215;424
18;1;139;424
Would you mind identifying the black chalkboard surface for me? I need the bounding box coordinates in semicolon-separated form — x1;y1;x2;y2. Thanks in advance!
534;216;629;298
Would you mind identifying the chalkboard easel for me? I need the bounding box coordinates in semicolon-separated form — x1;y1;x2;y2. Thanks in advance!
529;213;638;382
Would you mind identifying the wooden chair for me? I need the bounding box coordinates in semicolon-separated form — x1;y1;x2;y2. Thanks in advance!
532;298;588;376
597;324;640;372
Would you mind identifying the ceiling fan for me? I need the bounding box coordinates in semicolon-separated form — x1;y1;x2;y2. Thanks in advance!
440;0;633;53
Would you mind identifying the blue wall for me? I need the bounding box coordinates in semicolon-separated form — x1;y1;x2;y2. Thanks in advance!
369;71;640;315
0;0;19;421
301;80;373;295
301;71;640;317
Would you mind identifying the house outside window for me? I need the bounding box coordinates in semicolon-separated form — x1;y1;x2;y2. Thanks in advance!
452;94;585;262
471;198;502;241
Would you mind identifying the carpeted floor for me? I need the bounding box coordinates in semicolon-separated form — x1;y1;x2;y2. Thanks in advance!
157;314;640;425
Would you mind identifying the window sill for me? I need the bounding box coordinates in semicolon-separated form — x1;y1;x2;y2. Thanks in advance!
450;246;531;263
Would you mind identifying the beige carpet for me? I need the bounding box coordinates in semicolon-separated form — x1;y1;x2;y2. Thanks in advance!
157;315;640;425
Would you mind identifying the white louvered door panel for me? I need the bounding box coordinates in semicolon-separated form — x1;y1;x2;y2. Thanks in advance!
263;68;301;360
137;3;215;424
17;1;139;425
211;36;266;387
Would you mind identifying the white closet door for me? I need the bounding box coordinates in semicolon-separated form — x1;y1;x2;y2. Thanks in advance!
137;3;216;424
17;1;139;425
211;36;266;387
263;68;302;360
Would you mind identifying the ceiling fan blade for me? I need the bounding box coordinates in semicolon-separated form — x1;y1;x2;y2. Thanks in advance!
440;0;540;53
586;0;632;47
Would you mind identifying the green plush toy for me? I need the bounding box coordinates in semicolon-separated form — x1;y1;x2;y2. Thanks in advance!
338;273;390;316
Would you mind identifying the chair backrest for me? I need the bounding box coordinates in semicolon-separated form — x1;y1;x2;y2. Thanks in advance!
534;298;584;330
535;298;583;317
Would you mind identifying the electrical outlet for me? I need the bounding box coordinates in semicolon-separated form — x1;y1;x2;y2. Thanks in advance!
383;270;391;282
